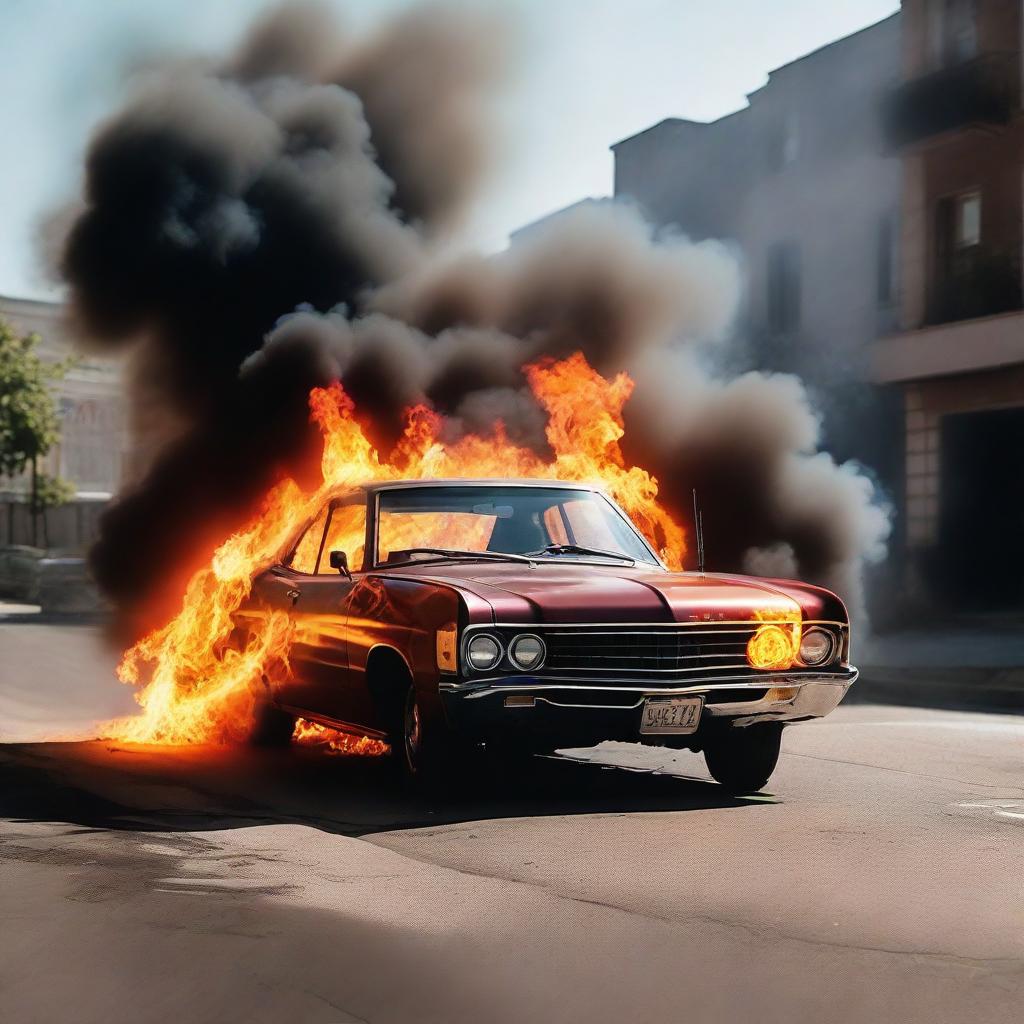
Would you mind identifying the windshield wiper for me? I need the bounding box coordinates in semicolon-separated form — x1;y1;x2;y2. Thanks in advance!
385;547;536;567
524;543;635;565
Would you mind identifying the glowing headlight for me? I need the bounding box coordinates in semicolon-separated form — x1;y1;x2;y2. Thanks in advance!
799;627;835;666
509;634;546;671
467;634;502;671
747;624;797;670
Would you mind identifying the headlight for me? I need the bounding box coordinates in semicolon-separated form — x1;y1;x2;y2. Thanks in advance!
467;634;502;672
509;634;546;671
799;627;835;666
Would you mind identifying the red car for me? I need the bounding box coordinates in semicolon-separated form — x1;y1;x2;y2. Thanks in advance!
238;480;856;792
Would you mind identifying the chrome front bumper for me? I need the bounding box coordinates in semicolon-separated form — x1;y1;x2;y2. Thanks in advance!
440;668;858;744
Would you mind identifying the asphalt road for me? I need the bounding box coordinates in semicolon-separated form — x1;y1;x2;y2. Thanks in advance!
1;622;1022;1023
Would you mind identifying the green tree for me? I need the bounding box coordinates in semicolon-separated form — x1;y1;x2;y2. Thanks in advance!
0;317;76;547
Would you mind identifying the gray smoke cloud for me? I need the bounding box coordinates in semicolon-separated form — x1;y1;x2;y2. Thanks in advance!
265;202;890;618
54;0;888;632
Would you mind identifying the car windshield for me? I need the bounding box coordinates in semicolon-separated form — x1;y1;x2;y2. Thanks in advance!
375;485;660;567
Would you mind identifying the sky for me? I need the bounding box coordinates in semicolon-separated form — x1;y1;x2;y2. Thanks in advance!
0;0;899;300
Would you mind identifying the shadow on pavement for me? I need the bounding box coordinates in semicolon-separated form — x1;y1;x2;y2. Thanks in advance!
0;740;764;836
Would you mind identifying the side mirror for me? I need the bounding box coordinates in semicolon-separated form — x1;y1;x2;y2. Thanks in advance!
329;550;351;576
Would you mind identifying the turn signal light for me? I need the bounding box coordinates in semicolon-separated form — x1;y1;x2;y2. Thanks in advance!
436;623;458;674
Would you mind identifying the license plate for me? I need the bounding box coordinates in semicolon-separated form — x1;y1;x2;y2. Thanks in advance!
640;696;703;735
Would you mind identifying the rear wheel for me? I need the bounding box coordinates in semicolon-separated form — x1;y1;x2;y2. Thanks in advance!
248;700;296;748
703;723;783;794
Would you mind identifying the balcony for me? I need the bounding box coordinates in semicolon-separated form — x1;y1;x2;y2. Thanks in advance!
926;248;1023;326
869;309;1024;385
883;52;1020;151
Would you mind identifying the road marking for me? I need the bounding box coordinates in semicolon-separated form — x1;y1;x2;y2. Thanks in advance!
854;720;1024;734
955;800;1024;824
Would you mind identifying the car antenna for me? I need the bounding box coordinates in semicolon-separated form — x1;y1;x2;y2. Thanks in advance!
692;488;706;576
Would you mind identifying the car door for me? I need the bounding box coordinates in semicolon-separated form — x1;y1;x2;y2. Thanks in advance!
284;495;372;727
254;504;329;713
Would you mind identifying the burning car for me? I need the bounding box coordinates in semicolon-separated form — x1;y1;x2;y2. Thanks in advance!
234;479;856;792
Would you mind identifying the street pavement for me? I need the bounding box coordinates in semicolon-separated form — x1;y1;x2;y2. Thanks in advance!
1;621;1022;1023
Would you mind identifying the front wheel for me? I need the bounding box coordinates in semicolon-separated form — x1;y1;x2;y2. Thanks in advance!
703;723;783;794
398;685;469;790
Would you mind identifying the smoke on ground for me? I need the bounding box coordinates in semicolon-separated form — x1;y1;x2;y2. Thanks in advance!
53;0;889;633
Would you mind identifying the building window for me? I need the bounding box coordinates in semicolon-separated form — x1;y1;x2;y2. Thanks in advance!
941;188;981;269
926;188;1019;323
953;190;981;249
877;212;897;306
765;112;800;173
937;189;982;278
929;0;977;68
766;241;801;334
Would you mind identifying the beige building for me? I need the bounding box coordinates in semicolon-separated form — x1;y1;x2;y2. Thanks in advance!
1;294;129;550
1;293;128;498
870;0;1024;608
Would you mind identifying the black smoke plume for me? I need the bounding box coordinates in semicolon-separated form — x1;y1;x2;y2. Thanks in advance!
55;1;888;634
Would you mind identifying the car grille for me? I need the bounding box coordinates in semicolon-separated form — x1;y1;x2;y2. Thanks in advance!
541;624;761;677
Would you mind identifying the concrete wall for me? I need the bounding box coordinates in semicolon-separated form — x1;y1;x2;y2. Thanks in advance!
1;494;109;552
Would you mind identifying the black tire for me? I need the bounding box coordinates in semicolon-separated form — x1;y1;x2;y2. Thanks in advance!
703;723;783;794
398;684;467;790
248;700;296;748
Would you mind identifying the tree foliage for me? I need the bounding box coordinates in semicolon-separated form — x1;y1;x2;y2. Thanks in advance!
0;318;72;476
0;317;76;544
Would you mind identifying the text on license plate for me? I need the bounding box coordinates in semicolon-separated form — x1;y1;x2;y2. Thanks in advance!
640;697;703;735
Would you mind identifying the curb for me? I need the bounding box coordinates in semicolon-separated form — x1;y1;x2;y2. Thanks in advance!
0;611;109;627
851;667;1024;714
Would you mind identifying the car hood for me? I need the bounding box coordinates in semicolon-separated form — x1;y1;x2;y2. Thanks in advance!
380;561;847;624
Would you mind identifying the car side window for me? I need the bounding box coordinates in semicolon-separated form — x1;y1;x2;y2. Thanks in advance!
289;508;329;574
317;502;367;574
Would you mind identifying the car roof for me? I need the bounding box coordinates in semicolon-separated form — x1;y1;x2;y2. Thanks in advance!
359;478;600;494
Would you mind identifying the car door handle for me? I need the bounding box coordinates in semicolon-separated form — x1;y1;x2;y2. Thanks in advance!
286;588;301;604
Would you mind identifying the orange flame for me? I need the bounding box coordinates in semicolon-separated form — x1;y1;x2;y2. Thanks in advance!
292;719;390;756
102;352;687;747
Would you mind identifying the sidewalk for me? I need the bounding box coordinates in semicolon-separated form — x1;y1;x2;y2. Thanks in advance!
0;599;106;625
0;599;41;617
855;627;1024;713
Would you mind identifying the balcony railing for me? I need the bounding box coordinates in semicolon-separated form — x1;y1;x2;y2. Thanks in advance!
883;52;1020;151
926;247;1023;326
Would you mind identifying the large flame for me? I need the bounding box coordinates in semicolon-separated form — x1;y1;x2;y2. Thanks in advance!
103;353;686;746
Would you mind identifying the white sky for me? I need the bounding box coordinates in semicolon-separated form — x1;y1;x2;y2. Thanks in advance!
0;0;898;299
